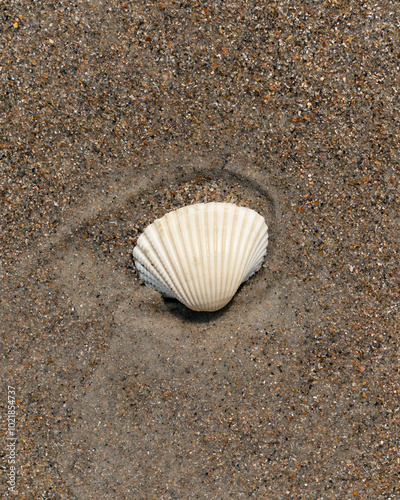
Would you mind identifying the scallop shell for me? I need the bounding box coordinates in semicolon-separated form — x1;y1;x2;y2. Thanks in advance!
132;202;268;312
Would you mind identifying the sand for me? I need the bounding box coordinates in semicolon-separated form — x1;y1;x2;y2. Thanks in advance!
1;1;399;498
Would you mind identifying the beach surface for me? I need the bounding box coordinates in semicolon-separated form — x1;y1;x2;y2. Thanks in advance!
1;1;399;498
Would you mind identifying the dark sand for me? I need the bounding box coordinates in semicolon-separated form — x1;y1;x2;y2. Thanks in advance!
1;1;399;498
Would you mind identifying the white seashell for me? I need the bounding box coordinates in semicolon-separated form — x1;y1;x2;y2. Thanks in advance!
132;202;268;312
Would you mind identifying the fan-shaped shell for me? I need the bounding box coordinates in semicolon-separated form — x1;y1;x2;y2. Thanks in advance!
132;202;268;312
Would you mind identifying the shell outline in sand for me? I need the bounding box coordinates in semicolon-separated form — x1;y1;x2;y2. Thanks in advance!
132;202;269;312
